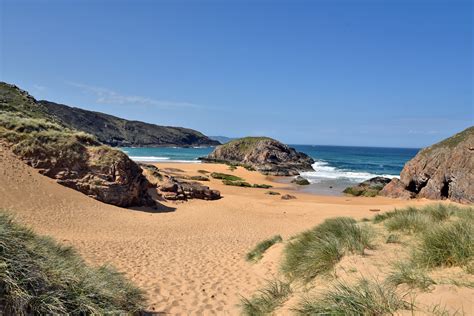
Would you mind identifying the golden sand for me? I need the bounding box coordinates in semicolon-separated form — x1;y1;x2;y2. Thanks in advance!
1;146;471;315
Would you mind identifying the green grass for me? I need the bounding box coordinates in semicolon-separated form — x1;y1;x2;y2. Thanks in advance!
210;172;244;181
295;278;412;315
222;180;252;187
240;280;291;315
343;186;382;197
386;233;401;244
219;137;274;155
246;235;283;262
0;212;145;314
252;184;273;189
387;262;435;290
413;221;473;268
373;204;461;234
281;217;374;281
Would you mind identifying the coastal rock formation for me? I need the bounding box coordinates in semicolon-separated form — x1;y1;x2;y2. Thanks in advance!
343;177;391;197
380;127;474;203
158;177;221;201
292;176;310;185
202;137;315;176
0;82;154;207
40;101;220;147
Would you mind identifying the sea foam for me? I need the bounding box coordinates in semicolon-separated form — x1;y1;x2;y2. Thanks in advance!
300;160;399;183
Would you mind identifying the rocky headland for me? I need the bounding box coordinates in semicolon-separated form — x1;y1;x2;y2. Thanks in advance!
201;137;315;176
380;127;474;203
40;100;220;147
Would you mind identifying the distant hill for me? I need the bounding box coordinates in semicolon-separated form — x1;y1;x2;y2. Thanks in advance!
39;101;220;147
209;136;234;144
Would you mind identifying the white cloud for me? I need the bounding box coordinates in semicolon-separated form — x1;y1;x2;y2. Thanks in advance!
67;82;199;109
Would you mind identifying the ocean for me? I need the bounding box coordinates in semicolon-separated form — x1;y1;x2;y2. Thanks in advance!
121;145;419;194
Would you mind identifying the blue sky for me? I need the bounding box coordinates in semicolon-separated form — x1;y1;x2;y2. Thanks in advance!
1;0;472;147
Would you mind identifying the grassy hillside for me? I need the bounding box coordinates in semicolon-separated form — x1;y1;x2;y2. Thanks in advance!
0;211;145;314
40;100;220;147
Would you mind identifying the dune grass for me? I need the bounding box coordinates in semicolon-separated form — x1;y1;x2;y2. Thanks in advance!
385;233;401;244
210;172;244;181
387;262;435;290
281;217;374;281
246;235;283;262
240;280;291;316
295;278;412;315
413;221;473;268
373;204;467;234
0;212;145;314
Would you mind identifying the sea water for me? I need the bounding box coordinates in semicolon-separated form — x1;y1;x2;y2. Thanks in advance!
121;145;419;195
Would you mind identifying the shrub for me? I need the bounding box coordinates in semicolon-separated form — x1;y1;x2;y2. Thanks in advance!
414;221;473;268
387;262;435;290
210;172;244;181
241;280;291;315
295;278;412;315
246;235;283;262
0;213;145;314
281;217;374;281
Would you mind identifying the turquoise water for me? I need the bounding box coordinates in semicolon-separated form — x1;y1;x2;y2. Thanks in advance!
121;145;419;184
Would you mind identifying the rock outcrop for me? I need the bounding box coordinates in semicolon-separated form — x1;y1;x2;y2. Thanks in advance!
343;177;391;197
0;82;154;207
292;176;310;185
380;127;474;203
202;137;315;176
158;177;221;201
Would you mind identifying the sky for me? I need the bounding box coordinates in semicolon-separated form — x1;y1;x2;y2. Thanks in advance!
1;0;472;147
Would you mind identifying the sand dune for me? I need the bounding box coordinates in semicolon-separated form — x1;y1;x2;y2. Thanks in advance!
1;146;456;314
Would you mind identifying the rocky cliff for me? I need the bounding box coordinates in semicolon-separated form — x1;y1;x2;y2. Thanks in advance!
202;137;315;176
380;127;474;203
0;82;154;207
39;101;220;147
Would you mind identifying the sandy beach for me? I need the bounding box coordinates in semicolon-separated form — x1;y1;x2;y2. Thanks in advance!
4;145;458;314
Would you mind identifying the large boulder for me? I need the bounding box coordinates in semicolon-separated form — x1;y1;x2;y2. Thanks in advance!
380;127;474;203
156;176;221;201
201;137;314;176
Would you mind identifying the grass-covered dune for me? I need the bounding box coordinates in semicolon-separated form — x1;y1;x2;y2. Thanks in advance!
0;212;145;314
241;204;474;315
0;82;153;207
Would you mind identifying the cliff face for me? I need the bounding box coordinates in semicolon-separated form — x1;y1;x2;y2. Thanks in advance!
203;137;315;176
0;82;154;207
39;101;220;147
380;127;474;204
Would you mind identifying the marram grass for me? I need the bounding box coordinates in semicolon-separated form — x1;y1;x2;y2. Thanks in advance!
0;212;145;314
246;235;283;262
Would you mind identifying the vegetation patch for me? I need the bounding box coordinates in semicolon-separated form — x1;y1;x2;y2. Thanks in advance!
265;191;281;196
252;184;273;189
246;235;283;262
373;204;458;233
343;185;382;197
0;212;145;314
241;280;291;315
387;262;435;290
413;221;473;268
210;172;244;181
295;278;412;315
281;217;374;281
222;180;252;187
